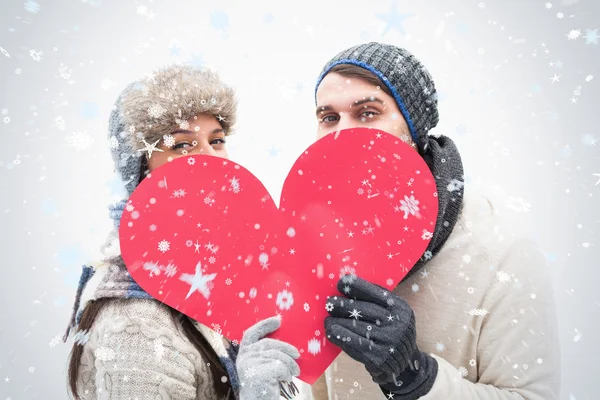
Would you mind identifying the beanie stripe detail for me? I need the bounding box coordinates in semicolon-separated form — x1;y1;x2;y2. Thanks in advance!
314;59;419;143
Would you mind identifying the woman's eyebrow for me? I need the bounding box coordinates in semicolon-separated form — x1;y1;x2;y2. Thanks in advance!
169;128;225;135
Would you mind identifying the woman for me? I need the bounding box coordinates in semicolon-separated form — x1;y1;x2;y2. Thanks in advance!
308;43;560;399
63;65;300;399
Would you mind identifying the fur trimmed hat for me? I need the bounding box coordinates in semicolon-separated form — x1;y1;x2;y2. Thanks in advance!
108;65;238;195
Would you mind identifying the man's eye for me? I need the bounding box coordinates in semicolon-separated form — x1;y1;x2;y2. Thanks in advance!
361;111;378;118
321;115;338;123
211;138;226;145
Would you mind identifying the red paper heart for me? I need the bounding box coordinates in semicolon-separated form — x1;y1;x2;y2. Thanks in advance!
120;128;438;384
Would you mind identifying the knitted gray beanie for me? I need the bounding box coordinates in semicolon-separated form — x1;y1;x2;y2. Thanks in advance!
315;42;439;150
315;42;464;275
108;65;238;196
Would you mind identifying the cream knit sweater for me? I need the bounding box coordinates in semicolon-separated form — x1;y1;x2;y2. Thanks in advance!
303;189;561;399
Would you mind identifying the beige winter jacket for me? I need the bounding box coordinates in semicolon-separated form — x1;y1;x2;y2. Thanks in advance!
304;189;561;399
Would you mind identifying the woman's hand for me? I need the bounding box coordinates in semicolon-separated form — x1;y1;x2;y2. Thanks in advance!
236;316;300;399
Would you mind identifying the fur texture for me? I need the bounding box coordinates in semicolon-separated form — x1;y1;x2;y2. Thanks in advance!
119;65;238;152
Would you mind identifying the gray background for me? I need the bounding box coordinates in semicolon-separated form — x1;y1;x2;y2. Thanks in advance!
0;0;598;398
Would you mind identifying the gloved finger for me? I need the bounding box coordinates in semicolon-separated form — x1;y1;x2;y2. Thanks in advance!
241;316;281;347
324;319;379;370
251;349;301;377
337;275;402;309
325;296;390;323
325;316;388;341
248;338;300;359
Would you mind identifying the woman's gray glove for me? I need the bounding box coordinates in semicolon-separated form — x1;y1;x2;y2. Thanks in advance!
236;316;300;399
325;275;438;399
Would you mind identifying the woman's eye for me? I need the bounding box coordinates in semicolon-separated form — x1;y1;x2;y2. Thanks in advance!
173;142;193;150
321;115;339;123
211;138;226;145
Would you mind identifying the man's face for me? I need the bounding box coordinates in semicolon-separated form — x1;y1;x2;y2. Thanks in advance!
315;72;414;146
146;113;229;172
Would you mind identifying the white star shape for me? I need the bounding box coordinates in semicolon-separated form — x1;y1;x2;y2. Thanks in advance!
550;73;561;84
349;309;362;320
217;115;225;122
137;138;164;158
179;262;217;300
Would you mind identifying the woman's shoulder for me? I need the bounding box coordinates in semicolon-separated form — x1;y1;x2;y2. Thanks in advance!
92;297;182;338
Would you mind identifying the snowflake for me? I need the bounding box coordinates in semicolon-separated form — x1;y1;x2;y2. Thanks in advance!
94;347;116;361
204;196;215;205
229;177;241;193
581;134;597;147
108;136;119;150
315;330;321;336
187;157;195;165
458;366;468;377
211;323;223;335
567;29;581;40
208;256;216;264
28;366;35;373
447;179;464;192
162;135;175;148
339;266;357;282
225;278;232;285
469;359;477;367
357;188;364;195
232;339;239;346
158;240;170;253
545;2;552;8
496;270;512;283
467;287;475;294
308;338;321;355
15;68;21;75
435;342;445;353
29;49;43;61
73;329;90;345
477;2;485;9
136;5;148;15
422;250;433;261
178;119;190;130
304;302;310;312
143;261;162;276
506;197;531;212
164;263;178;277
154;338;165;360
185;240;193;247
148;104;167;119
173;189;186;198
3;116;9;124
100;79;116;91
66;131;94;150
328;273;335;279
398;195;421;219
421;230;433;240
462;254;472;263
276;290;294;310
244;366;257;379
467;308;490;316
1;109;7;115
126;203;135;212
48;335;61;348
24;0;41;13
412;283;420;292
584;29;600;45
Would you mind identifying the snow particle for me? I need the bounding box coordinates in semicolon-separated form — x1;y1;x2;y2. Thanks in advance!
286;227;296;237
254;223;260;229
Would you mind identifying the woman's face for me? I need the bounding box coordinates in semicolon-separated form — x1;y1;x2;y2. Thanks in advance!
147;113;229;172
315;72;415;147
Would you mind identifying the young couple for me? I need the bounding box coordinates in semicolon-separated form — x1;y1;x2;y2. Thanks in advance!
64;42;560;400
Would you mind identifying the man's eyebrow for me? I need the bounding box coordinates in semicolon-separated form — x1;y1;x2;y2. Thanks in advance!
316;105;333;116
315;98;386;116
351;97;385;108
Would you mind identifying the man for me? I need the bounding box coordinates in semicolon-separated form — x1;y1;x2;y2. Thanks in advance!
307;42;560;399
